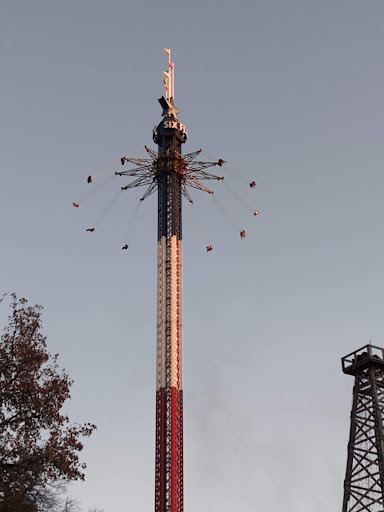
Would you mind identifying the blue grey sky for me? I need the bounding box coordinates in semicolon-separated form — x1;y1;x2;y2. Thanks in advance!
2;0;384;510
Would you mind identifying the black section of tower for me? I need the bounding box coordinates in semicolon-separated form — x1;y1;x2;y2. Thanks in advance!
155;115;185;241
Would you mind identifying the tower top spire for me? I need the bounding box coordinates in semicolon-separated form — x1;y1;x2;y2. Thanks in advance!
163;48;174;101
159;48;180;118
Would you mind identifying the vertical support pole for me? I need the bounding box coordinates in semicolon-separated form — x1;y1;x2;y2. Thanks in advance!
369;368;384;502
155;135;183;512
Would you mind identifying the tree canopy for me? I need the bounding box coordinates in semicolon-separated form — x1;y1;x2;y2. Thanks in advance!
0;294;96;511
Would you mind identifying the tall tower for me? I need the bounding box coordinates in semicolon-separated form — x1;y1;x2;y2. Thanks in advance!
154;50;186;512
341;344;384;512
116;49;224;512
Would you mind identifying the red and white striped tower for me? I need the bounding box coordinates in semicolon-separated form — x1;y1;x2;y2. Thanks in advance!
117;49;225;512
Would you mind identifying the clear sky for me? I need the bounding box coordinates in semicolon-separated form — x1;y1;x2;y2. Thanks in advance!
2;1;384;510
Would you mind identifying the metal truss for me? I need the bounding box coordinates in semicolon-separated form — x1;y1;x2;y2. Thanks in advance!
342;348;384;512
116;144;224;203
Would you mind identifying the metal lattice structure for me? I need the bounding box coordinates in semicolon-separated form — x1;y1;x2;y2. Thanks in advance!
116;50;224;512
341;345;384;512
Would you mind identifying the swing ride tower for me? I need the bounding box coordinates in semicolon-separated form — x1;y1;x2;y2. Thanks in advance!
341;344;384;512
116;49;225;512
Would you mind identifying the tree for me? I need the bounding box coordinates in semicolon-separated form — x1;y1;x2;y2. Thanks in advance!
0;294;96;511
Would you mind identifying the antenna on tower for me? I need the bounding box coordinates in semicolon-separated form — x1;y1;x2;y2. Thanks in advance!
163;48;174;101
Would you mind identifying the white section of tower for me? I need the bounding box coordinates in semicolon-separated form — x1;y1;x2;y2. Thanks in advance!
156;235;183;391
170;237;182;388
178;242;183;390
156;237;167;390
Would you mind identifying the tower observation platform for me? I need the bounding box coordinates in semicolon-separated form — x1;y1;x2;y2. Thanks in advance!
342;344;384;375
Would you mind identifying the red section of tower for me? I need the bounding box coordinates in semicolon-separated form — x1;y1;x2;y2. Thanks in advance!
155;389;183;512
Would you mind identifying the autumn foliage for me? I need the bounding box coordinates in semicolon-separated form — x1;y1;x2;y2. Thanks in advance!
0;295;96;511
